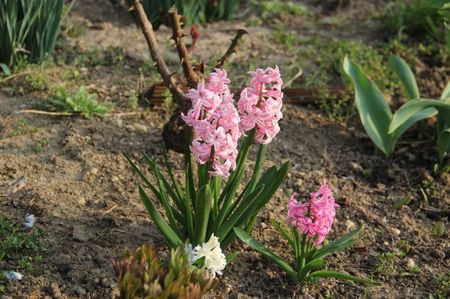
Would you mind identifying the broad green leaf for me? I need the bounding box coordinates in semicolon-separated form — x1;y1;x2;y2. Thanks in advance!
389;55;420;100
0;63;11;76
390;106;439;140
343;57;394;155
234;228;297;279
309;270;380;285
389;99;450;134
437;127;450;163
138;186;183;248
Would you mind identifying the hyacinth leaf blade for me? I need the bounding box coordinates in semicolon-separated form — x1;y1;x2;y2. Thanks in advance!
124;153;161;200
310;226;363;261
388;55;420;100
343;56;394;156
309;270;380;286
217;130;255;214
194;185;212;245
138;185;183;248
234;228;297;279
143;154;182;237
184;162;195;242
297;258;326;281
217;184;265;246
161;143;184;201
271;220;295;248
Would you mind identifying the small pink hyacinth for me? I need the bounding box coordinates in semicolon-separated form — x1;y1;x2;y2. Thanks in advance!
238;66;283;144
182;69;241;178
288;181;339;247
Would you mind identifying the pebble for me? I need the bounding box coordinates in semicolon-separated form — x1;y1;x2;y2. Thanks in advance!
389;227;401;236
72;225;94;242
111;176;119;183
77;197;86;206
133;123;148;133
405;258;416;270
90;167;99;176
345;219;356;232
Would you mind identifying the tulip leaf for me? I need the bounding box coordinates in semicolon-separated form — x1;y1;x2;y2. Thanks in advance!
437;127;450;163
389;55;420;100
343;56;394;155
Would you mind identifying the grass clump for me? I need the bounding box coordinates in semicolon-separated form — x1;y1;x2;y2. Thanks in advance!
41;86;112;118
385;0;450;46
0;217;43;292
0;0;65;68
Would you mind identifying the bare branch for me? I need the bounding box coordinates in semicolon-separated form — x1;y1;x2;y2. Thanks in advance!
132;0;187;102
168;6;200;88
215;29;248;69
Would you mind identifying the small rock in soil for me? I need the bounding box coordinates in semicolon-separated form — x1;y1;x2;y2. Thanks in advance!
72;225;94;242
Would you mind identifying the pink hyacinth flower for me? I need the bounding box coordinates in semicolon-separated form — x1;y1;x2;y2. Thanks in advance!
287;181;338;247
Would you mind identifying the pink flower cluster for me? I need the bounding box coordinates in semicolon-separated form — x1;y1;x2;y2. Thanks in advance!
182;69;241;178
238;66;283;144
287;181;338;247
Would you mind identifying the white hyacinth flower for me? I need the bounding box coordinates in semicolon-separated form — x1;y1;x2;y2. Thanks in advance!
3;271;23;281
185;234;226;277
24;214;36;228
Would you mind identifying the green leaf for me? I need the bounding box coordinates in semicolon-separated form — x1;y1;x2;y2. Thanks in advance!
311;226;363;260
343;56;394;155
309;270;381;285
441;81;450;100
297;258;326;281
389;99;450;134
0;63;11;76
138;186;183;248
143;154;182;237
388;55;420;100
437;127;450;163
234;228;297;279
271;220;295;248
217;185;264;243
194;185;212;245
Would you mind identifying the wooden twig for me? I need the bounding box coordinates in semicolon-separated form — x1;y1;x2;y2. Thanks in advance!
132;0;187;102
215;29;248;69
13;109;141;117
168;6;200;88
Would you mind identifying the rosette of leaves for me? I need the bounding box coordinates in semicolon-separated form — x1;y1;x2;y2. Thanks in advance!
113;245;217;299
344;55;450;164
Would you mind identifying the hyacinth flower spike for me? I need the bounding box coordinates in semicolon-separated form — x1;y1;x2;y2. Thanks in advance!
235;181;380;285
125;67;290;275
